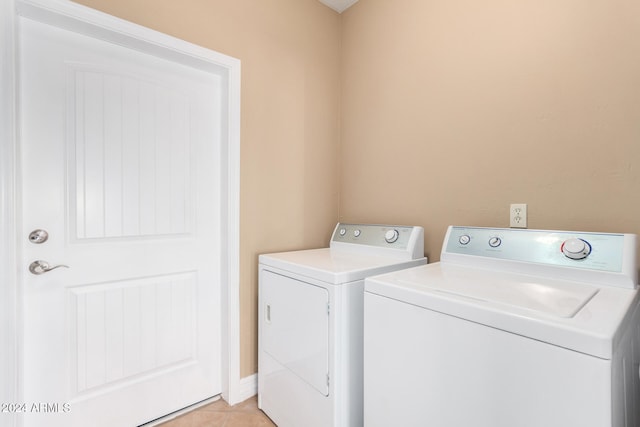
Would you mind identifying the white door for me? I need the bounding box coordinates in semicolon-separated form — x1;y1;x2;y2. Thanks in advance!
19;14;222;427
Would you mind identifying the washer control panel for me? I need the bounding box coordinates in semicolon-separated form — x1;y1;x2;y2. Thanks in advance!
445;226;629;273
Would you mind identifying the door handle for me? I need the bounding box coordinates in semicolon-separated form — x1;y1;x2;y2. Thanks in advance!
29;260;69;275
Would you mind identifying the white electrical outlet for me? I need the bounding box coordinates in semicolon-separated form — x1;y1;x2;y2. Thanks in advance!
510;203;527;228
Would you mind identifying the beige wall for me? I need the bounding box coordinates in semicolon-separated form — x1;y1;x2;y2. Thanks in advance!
73;0;342;377
341;0;640;262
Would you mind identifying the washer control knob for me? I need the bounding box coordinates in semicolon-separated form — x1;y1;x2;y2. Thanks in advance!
459;235;471;245
488;237;502;248
385;229;399;243
339;228;347;237
354;229;361;237
562;238;591;260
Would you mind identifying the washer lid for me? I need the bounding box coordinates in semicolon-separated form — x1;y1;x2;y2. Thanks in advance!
417;265;599;318
259;248;427;284
365;263;639;359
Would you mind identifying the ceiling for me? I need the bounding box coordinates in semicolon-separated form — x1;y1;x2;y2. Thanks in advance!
318;0;359;13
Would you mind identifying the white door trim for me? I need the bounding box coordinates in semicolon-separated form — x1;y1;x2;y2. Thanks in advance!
0;1;19;427
1;2;242;423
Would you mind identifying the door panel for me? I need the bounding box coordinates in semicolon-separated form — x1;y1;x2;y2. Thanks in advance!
20;16;221;427
68;64;196;239
69;65;194;240
68;273;195;394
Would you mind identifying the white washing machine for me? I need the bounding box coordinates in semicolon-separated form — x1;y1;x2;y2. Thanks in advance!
258;223;427;427
364;226;640;427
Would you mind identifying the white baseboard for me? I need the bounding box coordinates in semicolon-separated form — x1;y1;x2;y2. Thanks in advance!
237;374;257;402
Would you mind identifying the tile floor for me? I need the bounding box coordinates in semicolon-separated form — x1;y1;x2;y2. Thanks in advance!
158;396;275;427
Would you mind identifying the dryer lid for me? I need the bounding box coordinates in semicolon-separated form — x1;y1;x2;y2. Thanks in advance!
259;248;426;284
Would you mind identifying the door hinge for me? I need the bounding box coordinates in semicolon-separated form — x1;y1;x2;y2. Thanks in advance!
327;303;330;316
326;373;330;387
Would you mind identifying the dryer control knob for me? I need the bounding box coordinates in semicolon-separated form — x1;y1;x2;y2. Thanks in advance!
561;238;591;260
385;229;399;243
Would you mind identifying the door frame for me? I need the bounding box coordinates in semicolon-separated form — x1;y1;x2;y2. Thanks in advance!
0;1;242;425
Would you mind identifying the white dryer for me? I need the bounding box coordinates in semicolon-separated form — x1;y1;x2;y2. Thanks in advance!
364;226;640;427
258;223;427;427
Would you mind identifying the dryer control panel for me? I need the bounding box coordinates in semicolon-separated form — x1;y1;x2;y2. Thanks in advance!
442;226;638;289
330;223;425;260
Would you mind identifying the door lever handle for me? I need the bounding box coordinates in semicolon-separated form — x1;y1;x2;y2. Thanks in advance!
29;260;69;275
